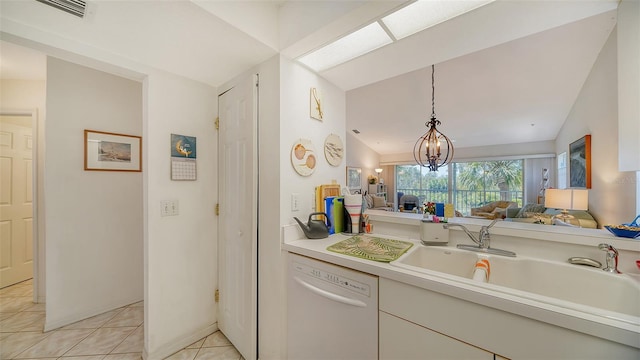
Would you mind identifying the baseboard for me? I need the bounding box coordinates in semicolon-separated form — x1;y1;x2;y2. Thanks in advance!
43;296;143;332
143;323;219;360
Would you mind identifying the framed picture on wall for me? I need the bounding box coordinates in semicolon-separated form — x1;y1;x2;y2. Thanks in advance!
346;166;361;191
569;135;591;188
84;130;142;172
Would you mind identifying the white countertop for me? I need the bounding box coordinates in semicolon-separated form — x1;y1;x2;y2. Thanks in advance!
283;229;640;349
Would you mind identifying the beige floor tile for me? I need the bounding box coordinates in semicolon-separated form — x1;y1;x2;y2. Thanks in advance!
14;329;94;358
1;311;17;322
194;346;241;360
58;356;105;360
164;348;199;360
0;311;45;332
65;327;136;356
0;284;32;298
19;313;45;332
201;331;231;348
103;353;142;360
0;331;52;359
0;297;33;313
127;301;144;308
186;338;205;349
62;309;123;330
111;325;143;354
21;303;46;312
103;307;143;328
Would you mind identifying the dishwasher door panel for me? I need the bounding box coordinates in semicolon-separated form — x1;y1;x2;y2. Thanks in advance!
287;253;378;360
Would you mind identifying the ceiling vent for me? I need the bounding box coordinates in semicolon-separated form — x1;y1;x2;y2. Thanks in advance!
36;0;86;18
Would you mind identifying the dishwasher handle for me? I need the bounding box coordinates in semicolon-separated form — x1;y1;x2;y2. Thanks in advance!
294;276;367;308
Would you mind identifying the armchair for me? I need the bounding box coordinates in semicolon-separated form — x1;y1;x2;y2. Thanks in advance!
399;194;420;211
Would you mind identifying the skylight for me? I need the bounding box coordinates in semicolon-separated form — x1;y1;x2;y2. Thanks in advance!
382;0;494;40
297;22;393;72
297;0;494;72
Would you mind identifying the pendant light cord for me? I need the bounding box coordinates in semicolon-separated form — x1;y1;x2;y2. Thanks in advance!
431;64;436;119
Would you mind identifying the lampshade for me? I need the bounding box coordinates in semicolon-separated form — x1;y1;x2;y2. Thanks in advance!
375;168;383;174
545;189;589;211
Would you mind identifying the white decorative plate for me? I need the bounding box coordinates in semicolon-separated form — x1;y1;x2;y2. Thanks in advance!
324;134;344;167
291;139;317;176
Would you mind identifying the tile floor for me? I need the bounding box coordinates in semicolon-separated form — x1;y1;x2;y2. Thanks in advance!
1;280;242;360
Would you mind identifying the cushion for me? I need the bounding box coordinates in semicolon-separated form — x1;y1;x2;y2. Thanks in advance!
364;194;374;209
372;195;387;208
524;212;552;219
516;203;546;218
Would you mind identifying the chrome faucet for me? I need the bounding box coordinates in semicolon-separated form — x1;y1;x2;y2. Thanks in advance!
443;219;516;257
479;218;500;248
598;243;621;273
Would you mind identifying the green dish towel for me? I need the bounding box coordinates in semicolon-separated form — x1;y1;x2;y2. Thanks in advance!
327;235;413;262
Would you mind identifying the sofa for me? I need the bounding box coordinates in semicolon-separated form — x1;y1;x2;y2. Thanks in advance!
470;201;518;219
504;203;598;228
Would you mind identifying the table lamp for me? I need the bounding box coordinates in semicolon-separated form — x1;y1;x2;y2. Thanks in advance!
544;189;588;222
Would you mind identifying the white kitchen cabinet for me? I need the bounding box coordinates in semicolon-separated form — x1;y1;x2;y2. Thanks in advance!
380;311;493;360
379;278;638;359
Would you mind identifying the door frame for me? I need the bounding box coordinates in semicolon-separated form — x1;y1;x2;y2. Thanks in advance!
1;108;40;301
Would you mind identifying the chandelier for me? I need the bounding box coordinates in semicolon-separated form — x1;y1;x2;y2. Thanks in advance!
413;64;454;171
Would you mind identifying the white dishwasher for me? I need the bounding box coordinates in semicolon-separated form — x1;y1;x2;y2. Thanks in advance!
287;253;378;360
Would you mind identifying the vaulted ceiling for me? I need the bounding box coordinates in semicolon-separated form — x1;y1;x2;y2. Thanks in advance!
0;0;618;153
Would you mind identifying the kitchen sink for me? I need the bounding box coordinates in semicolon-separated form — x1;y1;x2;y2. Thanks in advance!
391;245;640;317
390;246;479;279
488;256;640;317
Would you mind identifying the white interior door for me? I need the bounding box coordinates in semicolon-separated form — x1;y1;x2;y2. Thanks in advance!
218;74;258;360
0;115;34;288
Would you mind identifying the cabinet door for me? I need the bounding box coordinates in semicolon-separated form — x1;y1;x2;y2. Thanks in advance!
380;311;493;360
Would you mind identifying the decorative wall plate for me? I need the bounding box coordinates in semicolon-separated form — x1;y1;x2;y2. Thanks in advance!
324;133;343;166
291;139;317;176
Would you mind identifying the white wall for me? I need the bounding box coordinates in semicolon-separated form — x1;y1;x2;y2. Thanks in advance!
257;56;283;360
261;56;346;359
45;57;143;330
346;132;381;191
617;0;640;172
0;79;46;302
555;28;636;226
3;33;220;360
144;70;218;359
380;140;555;165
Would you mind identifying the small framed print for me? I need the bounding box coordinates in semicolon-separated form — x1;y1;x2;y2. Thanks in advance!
310;87;323;120
347;166;362;191
84;130;141;172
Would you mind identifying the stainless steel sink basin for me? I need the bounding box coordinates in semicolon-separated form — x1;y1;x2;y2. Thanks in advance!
390;246;479;279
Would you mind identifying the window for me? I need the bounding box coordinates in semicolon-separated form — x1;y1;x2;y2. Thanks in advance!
396;160;524;215
396;164;449;208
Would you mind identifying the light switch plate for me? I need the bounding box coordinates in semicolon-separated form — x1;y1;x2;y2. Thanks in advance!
291;193;300;212
161;200;179;216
